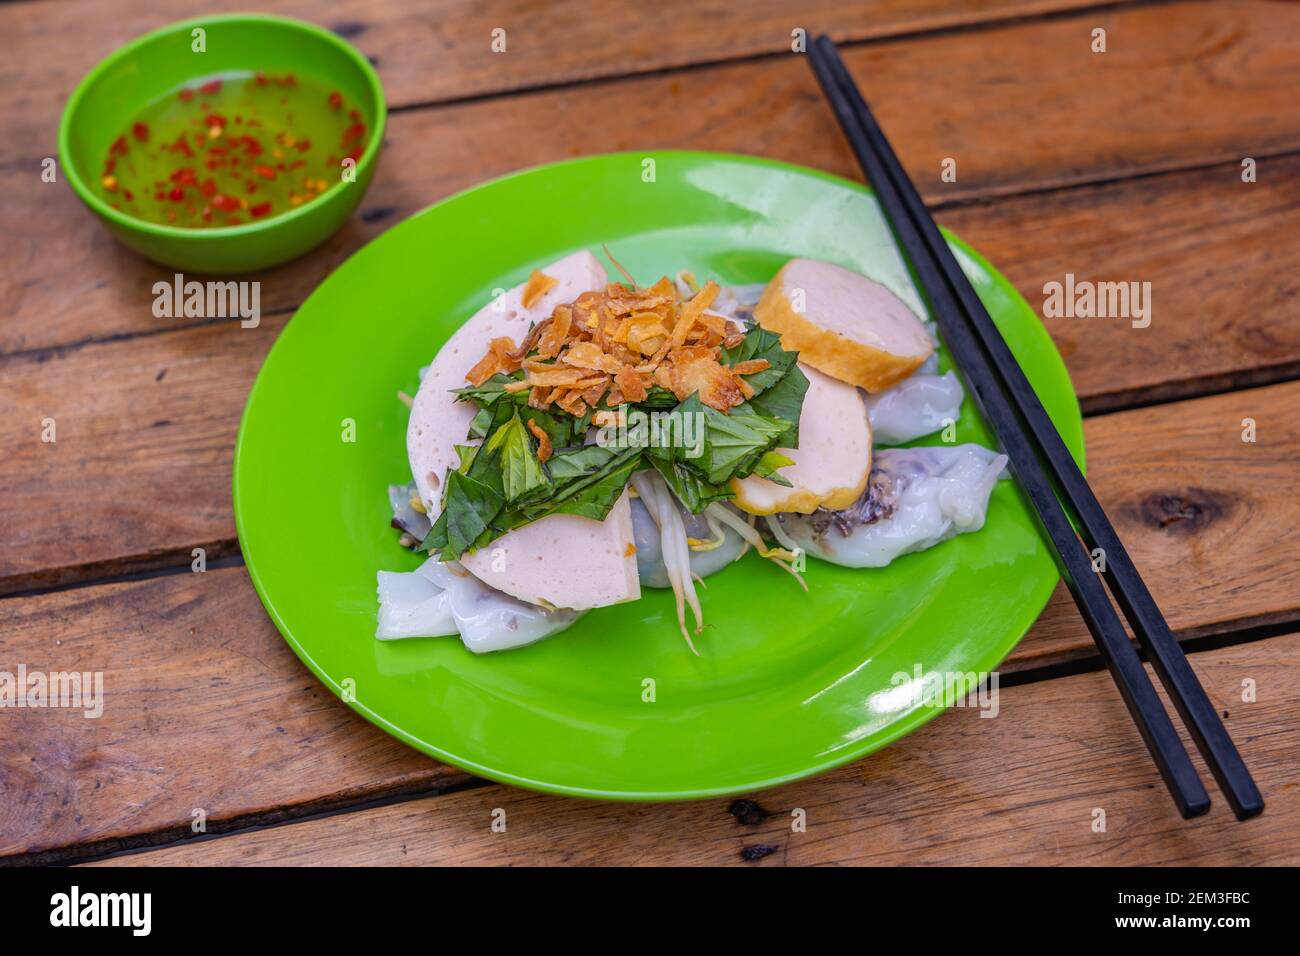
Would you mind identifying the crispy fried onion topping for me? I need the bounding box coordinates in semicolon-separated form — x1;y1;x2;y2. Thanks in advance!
464;274;770;416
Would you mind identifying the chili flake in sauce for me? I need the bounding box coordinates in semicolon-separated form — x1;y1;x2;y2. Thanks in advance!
97;71;369;228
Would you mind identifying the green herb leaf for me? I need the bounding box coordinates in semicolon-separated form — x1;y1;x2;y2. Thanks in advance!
517;445;643;523
698;403;789;485
720;327;797;395
485;413;551;504
546;444;620;482
641;393;705;464
648;456;734;513
451;371;524;409
467;405;495;439
635;386;681;411
550;449;643;522
452;443;480;475
520;406;575;454
752;450;795;487
421;468;505;560
744;362;808;447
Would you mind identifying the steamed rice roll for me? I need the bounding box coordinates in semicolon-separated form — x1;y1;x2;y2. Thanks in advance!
780;444;1008;568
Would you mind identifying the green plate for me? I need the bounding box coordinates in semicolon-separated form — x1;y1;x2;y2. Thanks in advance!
234;151;1084;800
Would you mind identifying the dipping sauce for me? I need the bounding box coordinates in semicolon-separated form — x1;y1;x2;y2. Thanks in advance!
97;71;369;228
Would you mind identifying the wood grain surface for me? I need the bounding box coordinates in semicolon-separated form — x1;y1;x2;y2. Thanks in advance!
944;154;1300;412
0;566;469;861
4;313;1295;604
6;1;1300;359
2;380;1295;859
85;633;1299;866
0;0;1139;166
3;0;1297;869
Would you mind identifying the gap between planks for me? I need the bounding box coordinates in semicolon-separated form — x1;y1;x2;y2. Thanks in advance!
7;0;1300;364
2;0;1291;865
1;775;493;869
378;0;1178;118
4;368;1300;599
0;0;1173;180
7;138;1300;378
15;624;1284;868
4;614;1294;868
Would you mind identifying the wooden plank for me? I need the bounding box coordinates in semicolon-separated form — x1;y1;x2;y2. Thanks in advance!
5;0;1299;864
0;565;470;860
86;633;1300;866
5;288;1298;608
7;1;1300;359
2;383;1297;858
0;313;288;592
0;0;1126;168
940;154;1300;413
998;380;1300;665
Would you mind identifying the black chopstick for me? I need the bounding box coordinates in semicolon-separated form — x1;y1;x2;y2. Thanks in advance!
810;37;1264;822
806;38;1219;819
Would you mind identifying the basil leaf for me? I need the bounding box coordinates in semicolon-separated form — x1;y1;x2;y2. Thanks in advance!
551;450;643;522
485;413;551;504
421;468;505;560
752;450;795;487
698;404;789;484
467;406;495;439
516;445;643;523
641;393;705;464
720;327;797;395
634;386;681;411
744;362;808;447
520;406;573;454
547;444;619;482
648;456;734;513
468;399;527;452
451;371;524;409
452;443;480;476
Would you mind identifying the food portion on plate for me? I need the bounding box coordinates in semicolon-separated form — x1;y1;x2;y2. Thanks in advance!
378;251;1007;654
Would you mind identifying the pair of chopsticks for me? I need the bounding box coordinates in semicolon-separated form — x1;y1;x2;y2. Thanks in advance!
806;36;1263;820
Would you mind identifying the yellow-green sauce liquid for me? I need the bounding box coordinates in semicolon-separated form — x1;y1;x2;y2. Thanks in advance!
98;70;369;228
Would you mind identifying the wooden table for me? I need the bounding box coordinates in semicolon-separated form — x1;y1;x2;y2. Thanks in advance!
2;0;1298;867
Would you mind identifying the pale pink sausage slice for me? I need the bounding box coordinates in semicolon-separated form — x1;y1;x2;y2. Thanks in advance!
730;364;872;515
754;258;932;392
407;251;640;610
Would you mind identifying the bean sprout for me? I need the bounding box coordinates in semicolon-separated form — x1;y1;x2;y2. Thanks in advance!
707;503;808;591
630;471;703;653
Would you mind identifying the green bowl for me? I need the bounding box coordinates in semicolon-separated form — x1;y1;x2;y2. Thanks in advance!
58;14;386;274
